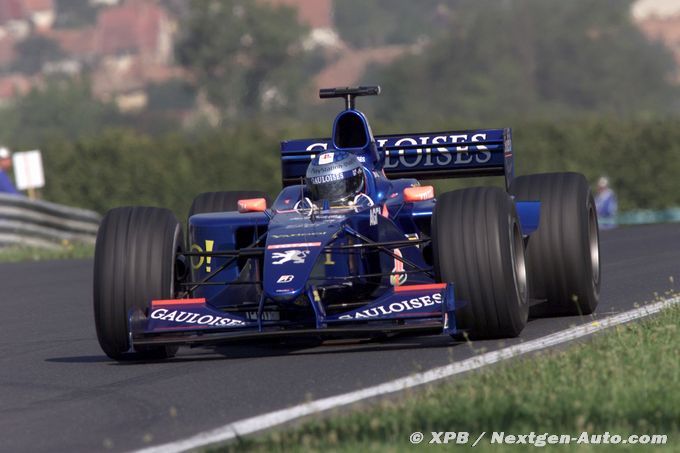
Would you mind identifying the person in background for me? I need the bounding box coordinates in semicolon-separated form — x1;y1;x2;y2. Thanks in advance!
595;176;617;230
0;147;20;195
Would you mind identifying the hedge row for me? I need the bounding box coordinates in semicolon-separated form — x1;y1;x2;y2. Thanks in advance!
38;118;680;216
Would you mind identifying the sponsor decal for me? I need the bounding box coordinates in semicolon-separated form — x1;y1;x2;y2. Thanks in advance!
310;173;344;184
390;248;408;286
303;133;495;170
316;214;346;221
319;152;334;165
190;240;214;272
338;292;442;320
369;206;380;226
204;240;214;272
308;163;343;175
284;223;326;229
281;214;346;227
272;250;310;264
378;134;492;169
271;232;326;239
190;243;204;269
150;308;244;326
267;242;322;250
277;274;295;283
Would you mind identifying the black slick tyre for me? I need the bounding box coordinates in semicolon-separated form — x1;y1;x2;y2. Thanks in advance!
93;207;183;360
510;172;600;316
432;187;529;339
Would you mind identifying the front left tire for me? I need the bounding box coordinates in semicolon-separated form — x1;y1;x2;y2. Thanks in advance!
432;187;529;339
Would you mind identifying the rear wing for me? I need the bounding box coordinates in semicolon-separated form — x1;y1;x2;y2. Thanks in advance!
281;128;514;189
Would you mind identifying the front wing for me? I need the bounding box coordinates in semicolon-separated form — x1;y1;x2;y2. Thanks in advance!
130;283;457;347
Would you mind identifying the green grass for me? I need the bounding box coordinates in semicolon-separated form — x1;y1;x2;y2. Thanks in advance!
0;242;94;262
220;304;680;452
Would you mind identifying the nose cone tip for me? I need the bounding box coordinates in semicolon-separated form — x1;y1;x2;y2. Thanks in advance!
270;288;304;300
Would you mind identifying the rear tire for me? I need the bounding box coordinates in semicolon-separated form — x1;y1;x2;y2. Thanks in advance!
189;191;270;217
432;187;528;339
510;172;600;316
93;207;183;360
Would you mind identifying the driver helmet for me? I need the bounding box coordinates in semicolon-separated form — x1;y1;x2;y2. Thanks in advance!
306;151;364;204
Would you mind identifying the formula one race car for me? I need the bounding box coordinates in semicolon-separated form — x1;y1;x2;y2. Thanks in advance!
93;86;601;360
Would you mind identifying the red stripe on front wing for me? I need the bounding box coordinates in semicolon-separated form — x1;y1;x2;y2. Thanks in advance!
151;298;206;307
394;284;447;293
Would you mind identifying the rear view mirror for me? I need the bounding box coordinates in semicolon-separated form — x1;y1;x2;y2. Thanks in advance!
238;198;267;213
403;186;434;202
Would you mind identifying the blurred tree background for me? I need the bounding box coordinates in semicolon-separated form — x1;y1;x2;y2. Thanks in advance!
365;0;677;124
333;0;451;48
174;0;314;119
0;0;678;216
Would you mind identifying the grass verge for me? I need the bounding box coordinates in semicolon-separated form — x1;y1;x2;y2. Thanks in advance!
0;241;94;262
221;304;680;452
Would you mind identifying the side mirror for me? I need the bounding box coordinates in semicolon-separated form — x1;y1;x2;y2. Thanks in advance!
238;198;267;213
403;186;434;202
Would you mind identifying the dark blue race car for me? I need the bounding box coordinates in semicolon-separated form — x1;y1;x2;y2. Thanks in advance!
93;86;601;361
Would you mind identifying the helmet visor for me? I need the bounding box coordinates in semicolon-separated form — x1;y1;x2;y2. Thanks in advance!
308;170;364;203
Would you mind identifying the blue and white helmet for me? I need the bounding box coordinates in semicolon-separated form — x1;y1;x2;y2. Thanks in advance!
306;151;364;203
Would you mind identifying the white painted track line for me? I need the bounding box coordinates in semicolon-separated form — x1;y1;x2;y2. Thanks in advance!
134;296;680;453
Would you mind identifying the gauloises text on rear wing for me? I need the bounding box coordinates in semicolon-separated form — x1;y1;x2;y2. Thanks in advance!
280;128;514;189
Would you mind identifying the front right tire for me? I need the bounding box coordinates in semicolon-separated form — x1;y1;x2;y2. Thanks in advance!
93;206;183;360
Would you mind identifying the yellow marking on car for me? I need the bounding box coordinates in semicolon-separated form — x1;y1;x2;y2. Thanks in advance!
205;240;214;272
190;244;204;270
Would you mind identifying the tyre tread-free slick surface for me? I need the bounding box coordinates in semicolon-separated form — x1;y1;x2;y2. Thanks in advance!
432;187;528;339
511;172;600;316
93;206;182;360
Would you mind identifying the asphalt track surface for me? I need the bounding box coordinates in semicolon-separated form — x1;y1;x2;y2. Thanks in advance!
1;224;679;453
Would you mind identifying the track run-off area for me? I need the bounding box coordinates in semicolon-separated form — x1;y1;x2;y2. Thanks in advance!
1;223;679;452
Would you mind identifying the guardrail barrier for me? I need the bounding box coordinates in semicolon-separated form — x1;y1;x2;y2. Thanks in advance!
0;193;100;249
